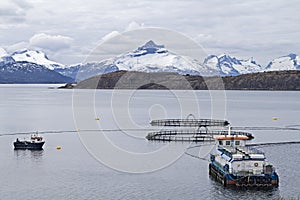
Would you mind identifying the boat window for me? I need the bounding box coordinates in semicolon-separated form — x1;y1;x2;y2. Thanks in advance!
225;141;230;146
219;141;223;145
235;141;240;146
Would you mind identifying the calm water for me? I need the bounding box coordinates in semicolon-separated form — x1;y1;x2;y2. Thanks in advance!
0;85;299;200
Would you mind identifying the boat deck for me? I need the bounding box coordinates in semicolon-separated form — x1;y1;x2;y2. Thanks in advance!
218;146;265;160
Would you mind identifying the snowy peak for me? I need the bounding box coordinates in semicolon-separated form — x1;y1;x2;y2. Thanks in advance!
204;54;262;75
110;40;215;75
9;49;64;70
63;40;219;81
130;40;168;57
266;53;300;71
137;40;165;52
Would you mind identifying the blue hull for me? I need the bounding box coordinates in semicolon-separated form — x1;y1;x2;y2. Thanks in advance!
209;162;279;187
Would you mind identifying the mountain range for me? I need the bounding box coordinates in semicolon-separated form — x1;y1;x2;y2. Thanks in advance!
0;49;72;83
0;41;299;83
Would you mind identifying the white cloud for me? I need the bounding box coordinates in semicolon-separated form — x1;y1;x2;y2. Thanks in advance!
6;41;29;52
125;21;144;32
1;0;300;65
29;33;73;51
0;0;32;24
0;47;7;57
101;31;121;42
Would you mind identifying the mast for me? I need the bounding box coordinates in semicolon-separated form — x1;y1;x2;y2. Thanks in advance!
228;124;231;136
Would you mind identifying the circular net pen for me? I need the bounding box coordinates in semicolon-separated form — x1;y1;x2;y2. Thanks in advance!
150;119;230;128
146;130;254;142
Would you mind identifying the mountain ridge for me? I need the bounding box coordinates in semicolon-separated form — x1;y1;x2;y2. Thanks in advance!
0;41;299;83
0;61;73;84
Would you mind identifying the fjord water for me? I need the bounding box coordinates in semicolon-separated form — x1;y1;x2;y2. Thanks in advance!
0;85;299;200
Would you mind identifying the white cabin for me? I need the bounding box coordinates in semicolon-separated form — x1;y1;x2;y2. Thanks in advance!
213;135;266;175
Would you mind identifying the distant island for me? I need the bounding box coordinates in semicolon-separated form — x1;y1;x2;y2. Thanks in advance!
60;70;300;90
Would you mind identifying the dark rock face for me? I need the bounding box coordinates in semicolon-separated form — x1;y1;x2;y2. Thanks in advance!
58;83;76;89
74;70;300;90
75;70;194;90
221;70;300;90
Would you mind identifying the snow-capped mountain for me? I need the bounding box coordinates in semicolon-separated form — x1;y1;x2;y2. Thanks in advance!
110;40;217;74
0;49;72;83
0;61;73;83
55;61;119;81
266;53;300;71
204;54;262;76
8;49;64;70
64;40;219;81
1;43;299;84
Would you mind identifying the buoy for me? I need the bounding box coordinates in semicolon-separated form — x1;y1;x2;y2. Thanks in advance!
95;117;100;120
272;117;278;121
56;146;61;150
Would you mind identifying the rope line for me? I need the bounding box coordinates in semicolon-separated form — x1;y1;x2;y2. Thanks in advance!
184;140;300;161
1;125;300;137
184;151;210;161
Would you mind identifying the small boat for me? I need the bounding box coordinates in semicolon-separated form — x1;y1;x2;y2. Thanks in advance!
209;127;279;187
13;132;45;150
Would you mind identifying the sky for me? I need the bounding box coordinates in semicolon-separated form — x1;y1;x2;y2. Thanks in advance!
0;0;299;66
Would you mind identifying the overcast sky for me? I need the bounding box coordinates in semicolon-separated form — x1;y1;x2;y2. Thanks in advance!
0;0;299;66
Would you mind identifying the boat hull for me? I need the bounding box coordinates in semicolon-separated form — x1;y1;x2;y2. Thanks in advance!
13;141;45;150
209;163;279;187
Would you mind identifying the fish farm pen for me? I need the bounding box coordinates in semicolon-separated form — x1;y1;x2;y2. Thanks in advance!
146;117;253;142
146;130;253;142
150;119;230;127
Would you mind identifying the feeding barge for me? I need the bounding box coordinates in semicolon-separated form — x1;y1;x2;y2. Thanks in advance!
209;128;279;187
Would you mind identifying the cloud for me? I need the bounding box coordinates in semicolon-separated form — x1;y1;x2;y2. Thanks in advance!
101;21;145;42
6;41;29;52
0;0;32;24
12;0;33;10
125;21;144;32
0;47;8;57
29;33;73;51
1;0;300;65
101;31;121;42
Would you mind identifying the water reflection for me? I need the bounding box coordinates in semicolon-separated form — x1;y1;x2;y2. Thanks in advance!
208;179;280;200
14;149;44;162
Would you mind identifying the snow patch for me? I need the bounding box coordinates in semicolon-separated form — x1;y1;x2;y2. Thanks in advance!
11;49;64;70
204;54;262;75
266;53;300;71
